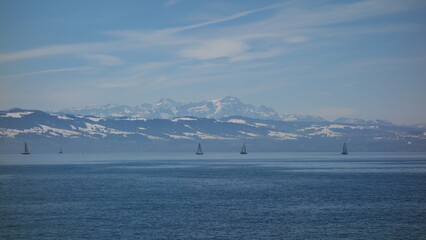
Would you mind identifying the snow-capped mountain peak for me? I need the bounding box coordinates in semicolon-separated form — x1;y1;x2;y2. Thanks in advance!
212;96;241;104
155;98;179;107
59;96;325;121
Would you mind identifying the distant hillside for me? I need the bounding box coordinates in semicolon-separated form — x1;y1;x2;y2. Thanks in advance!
1;108;425;153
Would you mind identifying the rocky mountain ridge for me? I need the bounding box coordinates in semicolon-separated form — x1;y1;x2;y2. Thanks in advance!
60;96;328;122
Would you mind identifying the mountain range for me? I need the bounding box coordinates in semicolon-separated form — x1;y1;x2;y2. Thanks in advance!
1;106;425;153
60;96;328;122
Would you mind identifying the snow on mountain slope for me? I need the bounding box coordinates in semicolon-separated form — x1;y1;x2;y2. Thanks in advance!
1;108;425;152
59;96;287;120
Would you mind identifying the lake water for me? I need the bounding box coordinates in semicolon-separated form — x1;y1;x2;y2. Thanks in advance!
1;152;425;239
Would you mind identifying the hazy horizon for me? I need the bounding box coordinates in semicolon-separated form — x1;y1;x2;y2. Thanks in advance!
1;0;426;125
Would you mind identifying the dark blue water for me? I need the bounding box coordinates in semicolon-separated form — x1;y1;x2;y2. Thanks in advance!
1;153;425;239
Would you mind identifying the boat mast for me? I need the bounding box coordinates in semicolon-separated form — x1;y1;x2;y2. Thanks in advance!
240;143;247;154
341;142;348;155
22;141;30;154
196;143;203;155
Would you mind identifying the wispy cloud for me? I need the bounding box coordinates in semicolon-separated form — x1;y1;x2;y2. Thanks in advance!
0;2;290;65
230;48;284;62
0;67;89;79
348;56;426;68
83;54;125;66
162;2;286;34
285;37;309;44
0;0;420;65
164;0;180;7
106;2;286;48
0;42;109;63
180;39;249;60
98;81;139;88
270;0;416;29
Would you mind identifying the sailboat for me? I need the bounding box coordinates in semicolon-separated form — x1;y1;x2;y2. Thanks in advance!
59;148;63;154
341;142;348;155
22;141;30;155
240;143;247;154
196;143;203;155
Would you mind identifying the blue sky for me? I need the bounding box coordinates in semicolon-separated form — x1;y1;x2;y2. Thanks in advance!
0;0;425;124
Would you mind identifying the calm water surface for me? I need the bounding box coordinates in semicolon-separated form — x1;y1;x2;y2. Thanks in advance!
1;152;425;239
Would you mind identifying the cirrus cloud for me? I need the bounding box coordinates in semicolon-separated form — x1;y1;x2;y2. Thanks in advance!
83;54;125;66
179;39;249;60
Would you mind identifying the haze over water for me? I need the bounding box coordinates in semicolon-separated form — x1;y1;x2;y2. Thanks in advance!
1;152;425;239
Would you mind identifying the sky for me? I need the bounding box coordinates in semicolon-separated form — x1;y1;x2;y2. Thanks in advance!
0;0;425;124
